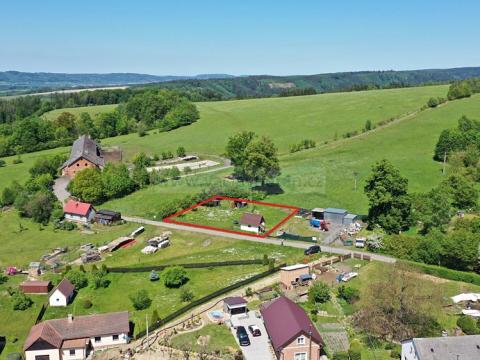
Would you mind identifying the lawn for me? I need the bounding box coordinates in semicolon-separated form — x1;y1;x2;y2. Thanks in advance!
41;104;118;121
101;226;306;268
172;199;295;235
171;324;239;358
0;275;47;356
0;210;146;268
42;265;266;337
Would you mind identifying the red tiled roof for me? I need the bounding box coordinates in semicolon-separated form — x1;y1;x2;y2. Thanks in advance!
240;213;264;227
54;278;75;297
63;200;93;216
260;296;323;351
24;311;129;351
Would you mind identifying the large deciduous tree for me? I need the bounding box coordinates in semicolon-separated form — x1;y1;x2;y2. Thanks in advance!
364;159;412;233
353;264;441;341
69;168;105;204
243;136;281;186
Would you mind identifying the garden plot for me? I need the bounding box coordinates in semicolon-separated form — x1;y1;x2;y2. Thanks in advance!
147;159;219;172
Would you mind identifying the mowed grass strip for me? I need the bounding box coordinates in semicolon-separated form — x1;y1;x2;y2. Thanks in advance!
41;104;118;121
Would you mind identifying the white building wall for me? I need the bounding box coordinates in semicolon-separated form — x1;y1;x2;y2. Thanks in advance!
25;348;60;360
65;213;88;224
401;340;418;360
49;289;67;307
90;333;128;348
61;347;86;360
240;224;259;233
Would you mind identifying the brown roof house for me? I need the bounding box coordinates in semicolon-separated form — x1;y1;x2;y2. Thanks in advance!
49;278;75;307
261;296;324;360
24;311;129;360
61;135;105;178
240;213;265;234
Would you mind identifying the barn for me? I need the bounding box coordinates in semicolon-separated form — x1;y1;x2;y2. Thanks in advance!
20;281;51;294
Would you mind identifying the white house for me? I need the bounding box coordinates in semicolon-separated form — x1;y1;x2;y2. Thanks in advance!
240;213;265;234
24;312;130;360
49;278;75;307
63;199;96;224
401;335;480;360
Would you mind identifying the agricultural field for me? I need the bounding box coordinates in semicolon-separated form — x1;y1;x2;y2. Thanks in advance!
41;104;118;121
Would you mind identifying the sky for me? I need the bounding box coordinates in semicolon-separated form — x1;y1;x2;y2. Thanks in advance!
1;0;480;76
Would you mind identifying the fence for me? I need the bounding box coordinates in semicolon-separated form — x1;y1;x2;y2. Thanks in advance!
134;263;286;339
108;259;265;273
277;232;317;243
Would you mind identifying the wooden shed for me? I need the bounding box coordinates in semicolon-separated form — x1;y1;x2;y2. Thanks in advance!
20;281;51;294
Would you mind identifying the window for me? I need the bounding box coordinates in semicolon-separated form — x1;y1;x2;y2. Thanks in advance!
113;334;119;341
69;349;75;356
297;336;305;345
76;163;80;167
294;353;307;360
94;336;101;343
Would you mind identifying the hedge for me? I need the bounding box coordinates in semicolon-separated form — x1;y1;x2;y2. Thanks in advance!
135;263;286;339
403;260;480;285
108;259;264;273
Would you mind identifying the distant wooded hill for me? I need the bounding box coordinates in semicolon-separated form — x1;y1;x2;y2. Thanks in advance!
0;71;234;95
146;67;480;100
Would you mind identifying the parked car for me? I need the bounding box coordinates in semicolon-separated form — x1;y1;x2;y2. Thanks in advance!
236;326;251;346
304;245;321;255
248;325;261;337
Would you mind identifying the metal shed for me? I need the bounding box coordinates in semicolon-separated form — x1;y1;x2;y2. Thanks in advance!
343;213;359;225
324;208;348;224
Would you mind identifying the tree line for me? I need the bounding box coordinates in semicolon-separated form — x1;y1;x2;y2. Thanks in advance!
0;89;199;157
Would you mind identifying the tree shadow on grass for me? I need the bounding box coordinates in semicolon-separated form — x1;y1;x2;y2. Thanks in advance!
252;183;284;195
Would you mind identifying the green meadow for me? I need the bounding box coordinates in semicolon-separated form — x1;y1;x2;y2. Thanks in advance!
41;104;118;121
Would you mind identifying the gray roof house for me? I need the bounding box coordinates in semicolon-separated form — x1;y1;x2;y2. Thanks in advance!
401;335;480;360
61;135;105;176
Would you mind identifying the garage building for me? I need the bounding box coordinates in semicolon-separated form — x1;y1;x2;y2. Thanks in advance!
223;296;248;316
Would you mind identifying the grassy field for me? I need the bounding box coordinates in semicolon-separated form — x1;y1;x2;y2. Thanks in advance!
43;265;266;337
0;276;47;357
171;324;239;358
41;104;118;121
173;199;294;234
0;210;145;268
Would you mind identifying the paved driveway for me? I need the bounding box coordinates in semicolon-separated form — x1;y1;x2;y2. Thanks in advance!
229;312;274;360
53;176;71;202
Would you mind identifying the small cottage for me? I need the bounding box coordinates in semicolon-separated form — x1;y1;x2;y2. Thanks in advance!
63;200;96;224
49;278;75;307
240;213;265;234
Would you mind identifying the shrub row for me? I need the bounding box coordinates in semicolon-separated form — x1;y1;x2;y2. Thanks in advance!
403;260;480;285
108;259;265;273
134;263;286;339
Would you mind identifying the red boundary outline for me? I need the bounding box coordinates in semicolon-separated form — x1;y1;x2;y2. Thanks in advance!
163;195;300;238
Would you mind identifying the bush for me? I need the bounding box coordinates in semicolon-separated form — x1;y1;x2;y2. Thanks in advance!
54;220;76;231
262;254;269;265
91;272;110;289
404;260;480;285
12;292;33;310
163;266;189;288
337;285;360;304
457;315;479;334
0;274;8;285
308;281;330;304
0;159;5;167
66;270;88;289
390;348;401;359
427;97;439;108
180;287;194;302
245;287;254;297
12;156;23;164
176;146;186;157
82;299;93;309
151;309;160;325
348;339;362;360
130;289;152;310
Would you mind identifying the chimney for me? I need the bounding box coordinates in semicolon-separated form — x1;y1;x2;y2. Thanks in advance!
68;314;73;323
